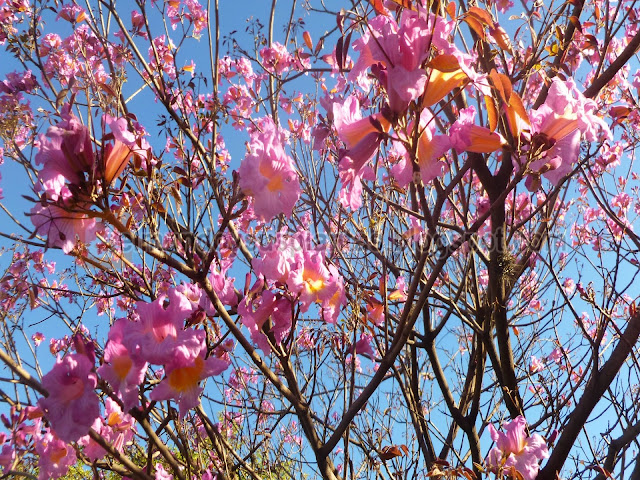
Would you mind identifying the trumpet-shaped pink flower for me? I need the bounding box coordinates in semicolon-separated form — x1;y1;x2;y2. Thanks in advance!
521;77;611;189
35;112;94;199
333;96;388;151
150;348;229;417
34;430;77;480
100;114;150;185
30;202;99;253
97;319;148;410
124;288;201;365
37;353;100;443
485;416;549;480
238;290;292;354
253;232;346;324
349;13;452;113
252;230;304;284
288;248;341;311
238;117;300;221
287;246;346;323
545;77;611;143
79;397;136;461
0;443;14;475
332;96;389;209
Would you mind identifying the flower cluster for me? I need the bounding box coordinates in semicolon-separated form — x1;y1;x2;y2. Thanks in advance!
485;416;549;480
238;117;301;221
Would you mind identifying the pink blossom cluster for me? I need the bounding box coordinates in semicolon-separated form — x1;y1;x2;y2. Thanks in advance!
0;72;34;151
99;285;231;416
322;5;614;212
485;416;549;480
0;0;31;44
238;117;301;221
18;282;233;477
239;231;346;352
166;0;208;38
39;24;123;89
30;110;145;252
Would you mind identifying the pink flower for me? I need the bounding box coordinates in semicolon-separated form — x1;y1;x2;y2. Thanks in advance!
30;202;99;253
150;348;229;417
32;332;45;346
238;117;300;221
349;13;451;113
529;355;544;374
260;42;293;75
37;353;100;443
332;96;389;209
35;112;94;199
521;77;611;189
97;319;148;410
352;333;374;357
124;288;201;365
238;290;292;354
0;444;14;474
545;77;611;142
79;397;136;461
547;347;563;364
485;416;549;480
34;431;77;480
252;230;303;283
287;248;342;312
524;106;581;188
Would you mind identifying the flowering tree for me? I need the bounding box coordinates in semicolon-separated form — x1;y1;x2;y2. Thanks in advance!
0;0;639;478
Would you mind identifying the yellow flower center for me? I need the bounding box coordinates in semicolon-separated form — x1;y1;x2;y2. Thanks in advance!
168;356;204;392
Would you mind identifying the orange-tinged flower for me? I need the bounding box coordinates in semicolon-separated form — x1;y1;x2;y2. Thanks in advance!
167;356;206;392
150;350;229;417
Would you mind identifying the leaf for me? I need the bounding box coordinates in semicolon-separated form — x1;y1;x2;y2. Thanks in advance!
498;72;512;102
343;31;353;68
387;0;419;10
463;15;485;39
472;462;486;473
446;1;456;19
368;0;389;15
489;25;513;54
427;54;460;72
427;467;445;477
99;82;117;97
29;285;39;309
55;88;69;108
582;34;599;51
610;106;631;126
467;6;494;28
488;70;510;101
303;31;313;50
569;15;582;32
379;445;406;461
336;36;344;71
484;95;498;132
336;11;345;33
460;467;477;480
509;92;530;125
